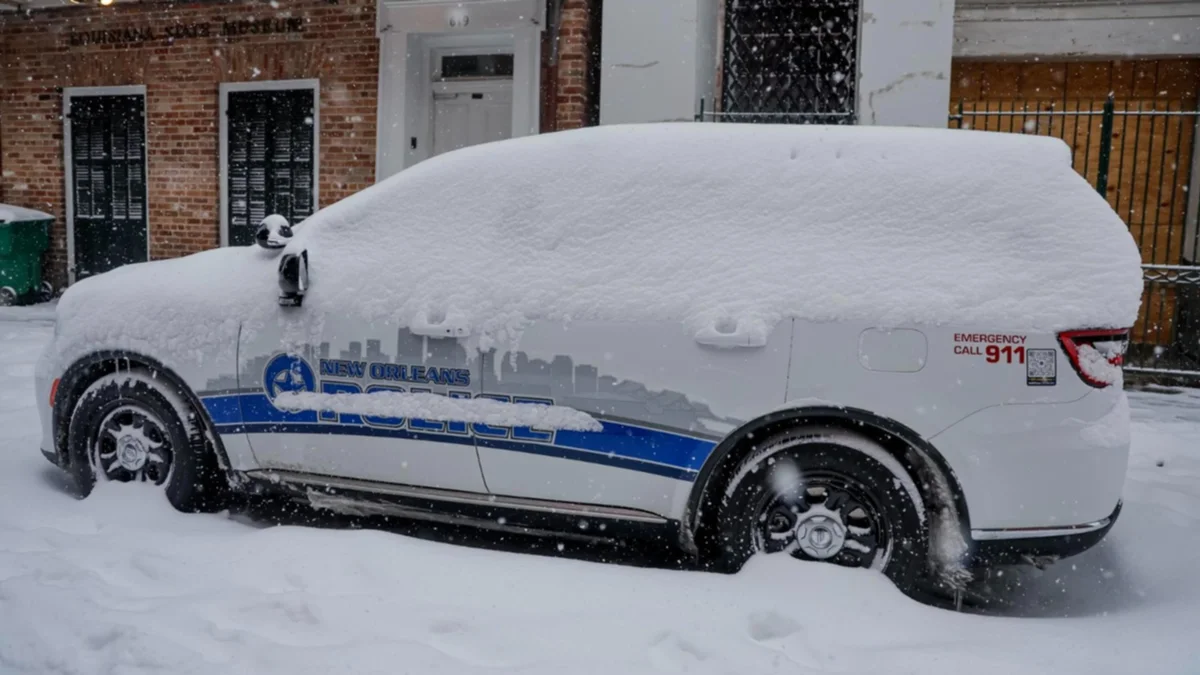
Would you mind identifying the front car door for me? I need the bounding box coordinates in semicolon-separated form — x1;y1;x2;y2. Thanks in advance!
234;316;487;492
477;320;794;519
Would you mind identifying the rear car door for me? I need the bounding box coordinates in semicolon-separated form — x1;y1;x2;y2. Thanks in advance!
235;316;487;492
477;319;793;518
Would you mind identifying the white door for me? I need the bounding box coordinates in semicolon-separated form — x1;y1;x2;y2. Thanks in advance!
433;87;513;157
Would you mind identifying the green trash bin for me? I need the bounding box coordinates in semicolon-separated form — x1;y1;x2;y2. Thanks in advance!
0;204;54;306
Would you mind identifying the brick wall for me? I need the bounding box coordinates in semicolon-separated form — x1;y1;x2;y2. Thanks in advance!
0;0;378;288
541;0;599;132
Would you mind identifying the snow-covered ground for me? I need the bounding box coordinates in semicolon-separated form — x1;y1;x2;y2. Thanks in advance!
2;314;1198;675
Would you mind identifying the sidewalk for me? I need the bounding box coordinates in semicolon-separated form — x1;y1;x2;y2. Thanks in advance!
0;301;55;323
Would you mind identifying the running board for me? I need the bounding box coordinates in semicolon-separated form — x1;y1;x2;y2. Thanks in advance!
245;469;670;525
971;514;1114;541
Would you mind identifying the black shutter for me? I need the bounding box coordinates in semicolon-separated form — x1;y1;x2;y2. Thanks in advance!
227;88;316;246
70;94;148;280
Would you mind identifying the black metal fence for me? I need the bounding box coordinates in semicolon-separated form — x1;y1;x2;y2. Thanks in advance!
950;97;1200;381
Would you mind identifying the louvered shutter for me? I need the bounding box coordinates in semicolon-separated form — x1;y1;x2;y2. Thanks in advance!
226;88;316;246
69;94;148;280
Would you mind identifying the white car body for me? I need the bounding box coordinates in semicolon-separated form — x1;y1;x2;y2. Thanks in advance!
35;124;1143;571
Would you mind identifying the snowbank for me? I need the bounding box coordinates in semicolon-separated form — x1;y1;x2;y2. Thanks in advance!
51;124;1144;367
0;203;52;223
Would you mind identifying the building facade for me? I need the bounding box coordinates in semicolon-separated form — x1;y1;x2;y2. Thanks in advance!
1;0;1198;305
0;0;598;287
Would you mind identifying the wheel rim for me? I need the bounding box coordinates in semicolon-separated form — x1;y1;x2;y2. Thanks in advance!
90;404;174;485
752;469;890;570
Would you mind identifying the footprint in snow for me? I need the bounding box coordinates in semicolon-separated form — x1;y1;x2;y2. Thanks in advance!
647;630;709;672
747;609;802;643
425;619;516;668
747;610;825;669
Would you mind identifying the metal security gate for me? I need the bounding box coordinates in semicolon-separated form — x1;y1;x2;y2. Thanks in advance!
65;91;148;281
706;0;858;125
951;99;1200;380
225;87;316;246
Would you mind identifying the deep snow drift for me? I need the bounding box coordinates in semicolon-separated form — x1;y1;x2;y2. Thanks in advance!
2;316;1199;674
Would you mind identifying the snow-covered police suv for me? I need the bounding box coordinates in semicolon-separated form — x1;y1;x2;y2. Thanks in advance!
35;124;1144;595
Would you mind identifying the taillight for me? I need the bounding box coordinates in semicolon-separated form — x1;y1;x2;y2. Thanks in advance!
1058;329;1130;388
49;378;60;407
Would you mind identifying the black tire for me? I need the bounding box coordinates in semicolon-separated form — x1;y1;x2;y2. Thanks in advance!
710;428;929;592
0;286;15;307
36;281;54;303
66;372;226;512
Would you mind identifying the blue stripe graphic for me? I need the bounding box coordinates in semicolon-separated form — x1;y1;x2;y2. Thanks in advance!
202;393;716;481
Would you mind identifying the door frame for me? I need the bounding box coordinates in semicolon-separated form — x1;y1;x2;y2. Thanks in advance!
411;35;519;167
374;0;544;179
218;78;321;248
62;84;149;286
431;78;516;156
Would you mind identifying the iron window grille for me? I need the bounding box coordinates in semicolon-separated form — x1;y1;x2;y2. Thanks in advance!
716;0;859;124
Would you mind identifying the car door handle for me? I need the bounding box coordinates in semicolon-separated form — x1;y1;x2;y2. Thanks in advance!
409;314;470;339
693;326;768;348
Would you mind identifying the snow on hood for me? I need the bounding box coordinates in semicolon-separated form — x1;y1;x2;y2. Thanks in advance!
53;124;1143;366
51;246;282;369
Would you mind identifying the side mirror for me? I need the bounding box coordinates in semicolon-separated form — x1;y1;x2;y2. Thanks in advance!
256;214;293;250
278;250;308;307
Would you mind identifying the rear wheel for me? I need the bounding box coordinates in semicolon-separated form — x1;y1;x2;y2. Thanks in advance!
0;286;16;306
711;428;928;591
67;372;226;512
36;281;54;303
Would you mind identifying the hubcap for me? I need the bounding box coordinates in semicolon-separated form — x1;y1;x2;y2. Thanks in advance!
754;471;889;570
793;505;848;559
93;404;173;485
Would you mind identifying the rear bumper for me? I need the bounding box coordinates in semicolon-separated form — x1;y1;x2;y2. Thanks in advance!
969;500;1121;566
929;389;1130;531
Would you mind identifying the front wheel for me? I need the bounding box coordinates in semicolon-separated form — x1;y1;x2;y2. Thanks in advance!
67;372;226;512
712;428;929;591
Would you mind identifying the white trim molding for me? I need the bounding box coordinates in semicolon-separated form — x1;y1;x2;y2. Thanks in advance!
218;78;321;248
954;0;1200;58
61;84;149;286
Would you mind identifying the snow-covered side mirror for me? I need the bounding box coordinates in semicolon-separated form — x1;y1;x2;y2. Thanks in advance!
278;249;308;307
256;214;293;250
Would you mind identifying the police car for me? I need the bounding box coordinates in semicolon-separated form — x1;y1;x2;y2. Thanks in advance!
35;124;1143;594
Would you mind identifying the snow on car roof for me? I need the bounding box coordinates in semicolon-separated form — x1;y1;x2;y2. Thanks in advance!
53;124;1144;369
288;123;1143;345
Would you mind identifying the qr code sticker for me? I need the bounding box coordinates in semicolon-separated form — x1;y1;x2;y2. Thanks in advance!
1027;348;1057;386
